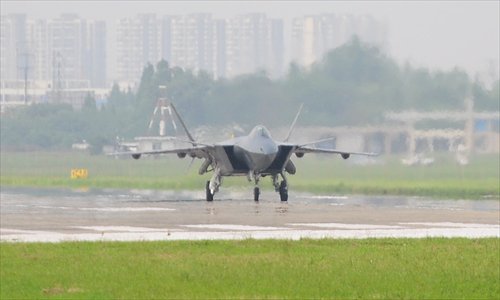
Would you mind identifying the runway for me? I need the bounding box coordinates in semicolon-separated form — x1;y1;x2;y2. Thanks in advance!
1;187;499;242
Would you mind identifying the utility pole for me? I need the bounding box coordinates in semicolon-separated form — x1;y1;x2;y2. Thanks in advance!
16;44;31;105
464;95;474;155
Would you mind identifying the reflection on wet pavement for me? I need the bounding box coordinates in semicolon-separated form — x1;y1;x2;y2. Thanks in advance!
1;187;498;242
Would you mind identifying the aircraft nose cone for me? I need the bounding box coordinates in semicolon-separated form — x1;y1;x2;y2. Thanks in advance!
260;143;278;155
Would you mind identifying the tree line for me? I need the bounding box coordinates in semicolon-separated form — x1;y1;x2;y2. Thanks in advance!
1;38;498;151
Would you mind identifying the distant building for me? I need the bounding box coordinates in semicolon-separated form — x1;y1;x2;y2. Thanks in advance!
213;19;226;78
1;14;107;88
269;19;284;78
225;14;284;78
84;20;107;88
118;13;284;84
116;14;160;85
1;14;107;112
162;14;215;75
0;14;29;81
2;12;388;87
291;14;387;66
0;78;109;112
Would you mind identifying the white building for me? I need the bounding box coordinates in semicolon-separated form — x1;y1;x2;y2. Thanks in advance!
291;14;387;67
1;14;108;111
162;14;215;74
0;14;29;81
225;14;284;78
1;14;106;88
116;14;160;85
116;13;284;84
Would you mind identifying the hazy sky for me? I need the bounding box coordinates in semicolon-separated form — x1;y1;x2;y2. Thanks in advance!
2;0;499;81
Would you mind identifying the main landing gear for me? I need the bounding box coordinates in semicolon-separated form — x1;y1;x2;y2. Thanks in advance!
273;173;288;202
279;180;288;202
206;171;289;202
206;167;221;202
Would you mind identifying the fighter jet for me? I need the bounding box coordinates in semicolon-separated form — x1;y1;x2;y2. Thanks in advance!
128;103;376;202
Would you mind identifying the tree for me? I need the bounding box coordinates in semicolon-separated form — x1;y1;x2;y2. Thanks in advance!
155;59;171;86
2;41;497;151
82;92;97;112
136;62;156;104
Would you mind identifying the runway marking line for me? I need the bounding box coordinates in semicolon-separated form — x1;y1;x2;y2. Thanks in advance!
2;222;499;242
180;224;290;231
287;223;404;229
400;222;500;228
73;226;182;232
78;207;176;212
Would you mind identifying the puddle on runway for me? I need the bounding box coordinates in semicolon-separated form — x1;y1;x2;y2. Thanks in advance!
1;187;499;242
1;187;499;212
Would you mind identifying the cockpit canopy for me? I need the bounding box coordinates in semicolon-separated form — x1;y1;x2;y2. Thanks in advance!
250;125;272;139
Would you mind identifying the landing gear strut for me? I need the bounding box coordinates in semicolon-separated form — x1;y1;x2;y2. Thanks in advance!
250;172;261;202
206;167;221;202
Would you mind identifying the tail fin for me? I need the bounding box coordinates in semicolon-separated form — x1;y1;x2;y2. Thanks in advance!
283;103;304;142
168;102;196;142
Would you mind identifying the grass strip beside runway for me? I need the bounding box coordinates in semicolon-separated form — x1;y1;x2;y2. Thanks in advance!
1;238;499;299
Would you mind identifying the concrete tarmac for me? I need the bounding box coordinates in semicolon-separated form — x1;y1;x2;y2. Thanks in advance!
1;187;498;242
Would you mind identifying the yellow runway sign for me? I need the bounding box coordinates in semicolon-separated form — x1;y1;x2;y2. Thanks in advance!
71;169;88;179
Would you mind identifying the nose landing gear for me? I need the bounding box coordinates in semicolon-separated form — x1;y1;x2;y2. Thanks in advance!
206;181;214;202
254;186;260;201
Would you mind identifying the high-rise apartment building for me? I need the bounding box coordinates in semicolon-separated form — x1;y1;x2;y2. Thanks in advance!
162;14;215;74
1;14;29;81
47;14;85;83
1;14;106;87
269;19;284;79
120;13;283;83
292;14;387;66
3;12;388;89
213;19;226;78
83;20;107;87
116;14;160;84
26;19;49;81
225;14;284;78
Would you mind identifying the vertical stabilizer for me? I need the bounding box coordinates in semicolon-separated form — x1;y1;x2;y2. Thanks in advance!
283;103;304;142
168;102;196;142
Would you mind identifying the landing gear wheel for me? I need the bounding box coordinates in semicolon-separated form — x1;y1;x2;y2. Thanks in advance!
254;187;260;201
279;181;288;202
206;181;214;202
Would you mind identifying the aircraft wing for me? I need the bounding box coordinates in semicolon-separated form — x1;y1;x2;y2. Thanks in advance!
113;145;213;160
294;145;378;159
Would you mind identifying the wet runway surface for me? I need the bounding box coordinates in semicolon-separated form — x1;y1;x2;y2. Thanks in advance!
1;187;499;242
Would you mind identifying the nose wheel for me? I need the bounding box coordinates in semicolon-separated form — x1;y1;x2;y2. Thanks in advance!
206;181;214;202
254;187;260;201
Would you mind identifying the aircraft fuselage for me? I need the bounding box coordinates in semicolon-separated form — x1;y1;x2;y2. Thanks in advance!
234;134;278;173
214;125;292;176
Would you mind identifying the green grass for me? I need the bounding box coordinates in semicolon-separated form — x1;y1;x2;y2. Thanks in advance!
1;151;499;199
1;239;498;299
